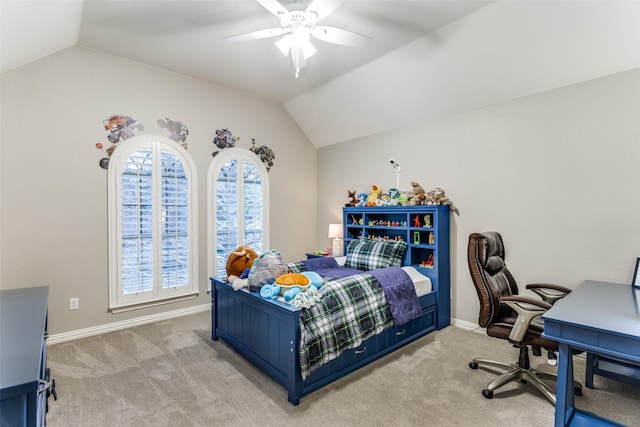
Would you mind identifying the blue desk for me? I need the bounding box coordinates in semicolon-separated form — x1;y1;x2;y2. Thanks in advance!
543;280;640;427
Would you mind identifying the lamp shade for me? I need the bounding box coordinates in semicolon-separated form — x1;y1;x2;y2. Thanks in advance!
328;223;343;239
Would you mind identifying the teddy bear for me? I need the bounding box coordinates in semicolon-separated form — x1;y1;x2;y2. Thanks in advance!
344;190;357;207
407;181;427;205
366;185;382;206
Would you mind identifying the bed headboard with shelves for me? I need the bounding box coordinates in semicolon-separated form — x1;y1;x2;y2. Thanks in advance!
343;205;451;328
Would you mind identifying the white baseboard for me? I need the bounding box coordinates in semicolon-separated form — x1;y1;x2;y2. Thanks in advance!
448;317;585;361
450;317;485;333
48;303;211;345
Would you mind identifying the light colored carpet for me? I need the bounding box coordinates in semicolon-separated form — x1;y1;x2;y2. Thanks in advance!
47;312;640;426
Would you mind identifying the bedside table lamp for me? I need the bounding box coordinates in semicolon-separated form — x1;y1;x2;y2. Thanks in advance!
328;223;343;256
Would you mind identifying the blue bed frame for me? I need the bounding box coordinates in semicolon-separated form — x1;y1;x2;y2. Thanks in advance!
210;265;449;405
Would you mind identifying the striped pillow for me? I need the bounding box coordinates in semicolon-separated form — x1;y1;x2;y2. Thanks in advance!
344;239;408;271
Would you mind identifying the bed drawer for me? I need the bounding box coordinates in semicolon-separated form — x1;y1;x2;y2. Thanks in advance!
391;307;436;346
342;342;370;364
368;307;436;352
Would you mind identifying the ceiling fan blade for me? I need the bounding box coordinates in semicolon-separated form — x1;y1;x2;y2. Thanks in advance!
224;27;287;43
312;26;371;48
256;0;288;18
306;0;344;21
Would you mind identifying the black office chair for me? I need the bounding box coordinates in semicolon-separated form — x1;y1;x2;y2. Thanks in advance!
467;232;582;404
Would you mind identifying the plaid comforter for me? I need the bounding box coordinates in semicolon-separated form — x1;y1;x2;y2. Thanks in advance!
299;273;394;380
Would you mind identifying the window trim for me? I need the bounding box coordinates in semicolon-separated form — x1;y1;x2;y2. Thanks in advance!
108;134;198;311
207;147;270;283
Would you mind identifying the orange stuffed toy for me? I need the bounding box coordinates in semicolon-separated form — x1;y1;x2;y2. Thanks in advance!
225;245;259;279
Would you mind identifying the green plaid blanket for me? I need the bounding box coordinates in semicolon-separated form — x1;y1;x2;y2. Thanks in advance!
299;273;393;380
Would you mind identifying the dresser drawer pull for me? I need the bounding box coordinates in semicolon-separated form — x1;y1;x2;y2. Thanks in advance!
355;347;367;354
396;329;406;336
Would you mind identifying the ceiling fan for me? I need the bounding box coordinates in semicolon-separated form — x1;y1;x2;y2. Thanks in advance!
225;0;371;78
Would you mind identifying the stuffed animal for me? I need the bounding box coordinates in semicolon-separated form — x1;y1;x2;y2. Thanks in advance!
388;188;401;206
355;192;368;207
425;187;460;215
344;190;357;207
226;245;259;279
408;181;426;205
410;181;425;196
367;185;382;207
246;250;288;292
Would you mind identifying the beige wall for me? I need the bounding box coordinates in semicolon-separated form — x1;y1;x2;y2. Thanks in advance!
0;46;317;335
2;45;638;335
317;68;640;325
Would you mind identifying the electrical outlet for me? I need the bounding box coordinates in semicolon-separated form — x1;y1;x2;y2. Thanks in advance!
69;297;79;310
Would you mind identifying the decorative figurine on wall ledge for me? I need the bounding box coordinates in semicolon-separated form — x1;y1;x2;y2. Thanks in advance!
157;117;189;149
212;128;236;157
250;138;276;171
96;114;145;169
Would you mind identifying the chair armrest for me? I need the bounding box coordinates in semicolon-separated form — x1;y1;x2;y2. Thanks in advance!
501;296;552;343
526;283;571;305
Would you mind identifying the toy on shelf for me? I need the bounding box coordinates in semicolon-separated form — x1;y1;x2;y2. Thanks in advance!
345;190;357;207
428;232;435;245
425;187;459;215
367;185;382;206
366;235;403;243
420;254;435;268
423;215;432;228
408;181;426;205
413;215;421;227
388;188;401;206
355;192;368;207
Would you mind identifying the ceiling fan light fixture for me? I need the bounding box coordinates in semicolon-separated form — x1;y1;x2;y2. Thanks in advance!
227;0;371;78
291;45;307;78
275;34;293;56
292;28;316;58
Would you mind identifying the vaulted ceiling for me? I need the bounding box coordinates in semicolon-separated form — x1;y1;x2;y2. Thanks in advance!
2;1;638;147
1;1;490;102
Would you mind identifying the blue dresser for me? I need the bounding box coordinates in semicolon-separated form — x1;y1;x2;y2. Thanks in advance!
0;286;53;426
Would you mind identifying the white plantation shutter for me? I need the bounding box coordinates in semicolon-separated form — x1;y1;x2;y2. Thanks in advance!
160;150;189;289
208;148;269;280
120;148;154;294
215;159;239;276
243;160;264;250
109;136;198;310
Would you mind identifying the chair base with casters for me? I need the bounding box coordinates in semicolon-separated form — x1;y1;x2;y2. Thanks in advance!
466;232;583;405
469;344;582;404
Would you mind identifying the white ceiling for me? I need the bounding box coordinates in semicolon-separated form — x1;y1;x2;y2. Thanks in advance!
2;1;638;148
1;0;490;103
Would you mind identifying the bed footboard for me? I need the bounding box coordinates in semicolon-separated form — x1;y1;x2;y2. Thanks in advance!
212;278;303;404
211;277;438;405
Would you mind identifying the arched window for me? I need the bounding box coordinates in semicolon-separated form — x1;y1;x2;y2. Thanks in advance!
208;148;269;281
108;135;198;311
